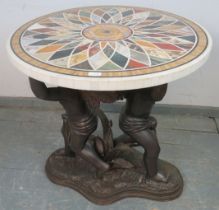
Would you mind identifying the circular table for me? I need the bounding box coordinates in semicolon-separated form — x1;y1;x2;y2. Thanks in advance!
7;6;212;205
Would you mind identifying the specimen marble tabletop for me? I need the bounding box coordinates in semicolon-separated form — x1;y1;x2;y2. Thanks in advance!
7;6;212;91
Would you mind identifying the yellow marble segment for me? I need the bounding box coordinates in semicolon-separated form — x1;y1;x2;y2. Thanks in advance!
69;51;87;66
37;44;64;53
135;40;158;49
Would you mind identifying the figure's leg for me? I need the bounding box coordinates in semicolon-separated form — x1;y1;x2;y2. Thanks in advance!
58;89;110;172
29;78;109;172
119;84;167;182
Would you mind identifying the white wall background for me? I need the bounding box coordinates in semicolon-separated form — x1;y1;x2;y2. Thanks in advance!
0;0;218;107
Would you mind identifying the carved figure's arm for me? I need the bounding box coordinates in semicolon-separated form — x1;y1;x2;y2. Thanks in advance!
150;84;168;102
29;77;61;101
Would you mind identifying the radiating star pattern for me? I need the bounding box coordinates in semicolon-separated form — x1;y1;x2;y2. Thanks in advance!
20;6;197;72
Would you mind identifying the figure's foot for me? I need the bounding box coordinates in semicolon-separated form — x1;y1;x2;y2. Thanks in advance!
95;158;135;179
150;171;168;183
65;150;75;157
95;163;111;179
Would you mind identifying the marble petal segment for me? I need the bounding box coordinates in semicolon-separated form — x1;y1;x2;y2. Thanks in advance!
88;49;110;70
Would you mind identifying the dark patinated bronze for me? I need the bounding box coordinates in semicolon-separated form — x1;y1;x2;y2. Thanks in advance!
29;78;183;205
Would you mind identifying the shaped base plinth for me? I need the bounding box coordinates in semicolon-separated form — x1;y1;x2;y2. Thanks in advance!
45;148;183;205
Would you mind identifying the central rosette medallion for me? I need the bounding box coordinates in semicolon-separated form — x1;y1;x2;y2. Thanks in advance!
82;24;133;41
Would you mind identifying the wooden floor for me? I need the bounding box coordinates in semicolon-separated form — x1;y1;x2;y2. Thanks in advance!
0;98;218;210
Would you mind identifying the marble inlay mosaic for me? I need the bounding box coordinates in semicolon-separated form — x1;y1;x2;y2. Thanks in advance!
11;6;208;77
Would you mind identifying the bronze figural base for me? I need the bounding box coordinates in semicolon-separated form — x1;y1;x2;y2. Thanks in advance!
29;78;183;205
